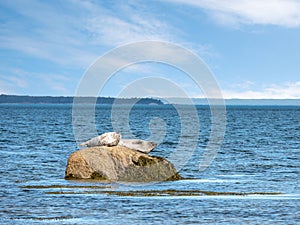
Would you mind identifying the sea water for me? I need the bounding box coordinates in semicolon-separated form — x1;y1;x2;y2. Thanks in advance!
0;104;299;224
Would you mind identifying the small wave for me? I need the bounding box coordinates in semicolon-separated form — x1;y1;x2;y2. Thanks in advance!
1;216;78;222
178;178;238;183
216;174;256;178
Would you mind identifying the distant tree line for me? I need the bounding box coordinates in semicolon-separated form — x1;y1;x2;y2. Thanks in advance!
0;95;163;105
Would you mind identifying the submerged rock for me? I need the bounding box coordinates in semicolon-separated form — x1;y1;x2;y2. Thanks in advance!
65;145;181;182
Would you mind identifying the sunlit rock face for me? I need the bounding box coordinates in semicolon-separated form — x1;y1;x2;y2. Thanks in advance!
65;145;181;182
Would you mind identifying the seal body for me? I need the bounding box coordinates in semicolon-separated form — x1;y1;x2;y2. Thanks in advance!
118;139;157;153
79;132;121;147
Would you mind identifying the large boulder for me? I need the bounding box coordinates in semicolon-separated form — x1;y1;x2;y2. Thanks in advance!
65;146;182;182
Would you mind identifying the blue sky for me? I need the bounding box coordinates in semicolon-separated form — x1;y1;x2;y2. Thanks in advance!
0;0;300;99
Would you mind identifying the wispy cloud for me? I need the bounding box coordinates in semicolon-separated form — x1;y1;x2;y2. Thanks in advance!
0;67;74;95
164;0;300;28
0;0;180;69
0;0;99;68
0;67;29;93
1;0;298;98
0;79;16;94
0;0;214;68
84;6;173;46
222;81;300;99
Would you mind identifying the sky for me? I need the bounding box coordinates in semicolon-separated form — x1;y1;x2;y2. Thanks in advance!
1;0;300;99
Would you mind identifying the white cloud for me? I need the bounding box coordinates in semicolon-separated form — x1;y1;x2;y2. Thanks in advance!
0;0;99;68
222;82;300;99
0;79;15;94
0;0;183;69
1;0;211;95
0;68;29;94
0;0;214;71
82;1;175;46
0;67;74;95
165;0;300;27
39;74;72;95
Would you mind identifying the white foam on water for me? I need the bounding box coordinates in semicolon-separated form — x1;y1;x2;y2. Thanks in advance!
179;178;238;183
216;174;256;177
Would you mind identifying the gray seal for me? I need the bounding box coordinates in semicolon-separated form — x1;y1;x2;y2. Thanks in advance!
118;139;157;153
79;132;121;147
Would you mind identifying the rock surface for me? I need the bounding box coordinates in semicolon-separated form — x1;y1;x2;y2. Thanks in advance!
65;146;181;182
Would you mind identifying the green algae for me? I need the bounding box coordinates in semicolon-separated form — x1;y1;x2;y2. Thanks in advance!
90;171;108;180
117;156;182;182
136;155;162;166
65;172;108;180
166;172;182;181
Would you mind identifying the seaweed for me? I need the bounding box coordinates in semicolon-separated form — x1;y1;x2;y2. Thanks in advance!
20;185;112;189
43;189;282;197
90;171;108;180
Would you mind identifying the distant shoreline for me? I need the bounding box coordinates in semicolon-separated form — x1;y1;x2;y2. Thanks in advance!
0;94;164;105
163;98;300;106
0;95;299;106
224;99;300;106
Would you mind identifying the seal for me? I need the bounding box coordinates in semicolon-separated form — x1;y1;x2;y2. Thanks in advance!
118;139;157;153
79;132;121;147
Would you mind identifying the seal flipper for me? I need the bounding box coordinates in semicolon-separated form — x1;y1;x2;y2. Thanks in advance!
79;141;88;147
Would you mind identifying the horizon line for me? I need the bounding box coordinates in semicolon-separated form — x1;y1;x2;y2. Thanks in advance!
1;94;300;101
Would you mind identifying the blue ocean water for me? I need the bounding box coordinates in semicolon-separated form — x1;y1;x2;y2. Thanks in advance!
0;104;299;224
